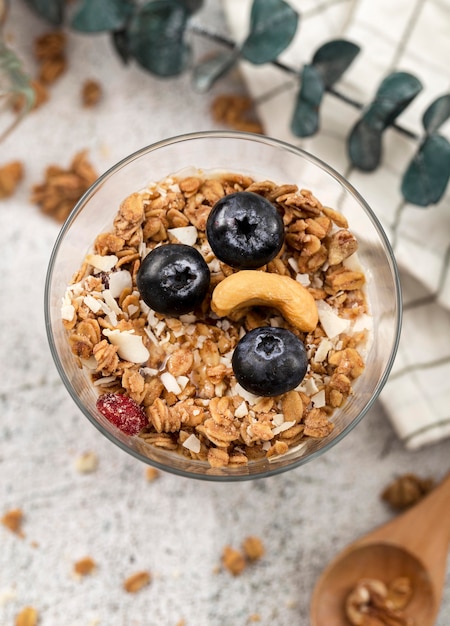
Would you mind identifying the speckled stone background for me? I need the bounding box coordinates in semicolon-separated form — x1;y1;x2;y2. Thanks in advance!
1;2;449;626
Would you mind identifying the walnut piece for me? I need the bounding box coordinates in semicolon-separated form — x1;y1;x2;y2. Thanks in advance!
345;577;414;626
381;473;435;511
31;150;98;222
82;79;102;107
211;94;264;134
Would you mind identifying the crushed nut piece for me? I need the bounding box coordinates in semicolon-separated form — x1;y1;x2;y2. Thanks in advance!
222;545;246;576
15;606;38;626
82;79;102;107
31;150;98;222
1;508;25;537
123;570;151;593
0;161;24;198
381;473;435;511
212;94;264;134
145;467;160;481
74;451;99;473
74;556;97;576
242;536;265;561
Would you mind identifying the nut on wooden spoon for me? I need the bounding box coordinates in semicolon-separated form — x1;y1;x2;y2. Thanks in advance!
310;472;450;625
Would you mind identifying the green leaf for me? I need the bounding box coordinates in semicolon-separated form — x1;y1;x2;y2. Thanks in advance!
422;94;450;135
290;64;324;137
312;39;360;89
71;0;133;32
24;0;65;25
178;0;204;13
347;119;382;171
112;29;131;64
192;50;239;93
365;71;423;130
401;134;450;206
126;0;190;77
241;0;299;64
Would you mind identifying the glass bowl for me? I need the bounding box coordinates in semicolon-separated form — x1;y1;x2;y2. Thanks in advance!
45;131;401;481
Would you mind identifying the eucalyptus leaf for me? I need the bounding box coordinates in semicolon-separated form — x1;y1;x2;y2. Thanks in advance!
422;94;450;135
365;72;422;130
71;0;133;33
192;50;239;93
290;65;324;137
112;29;131;63
24;0;65;25
312;39;360;89
241;0;299;64
126;0;190;77
178;0;204;13
401;134;450;206
347;118;382;171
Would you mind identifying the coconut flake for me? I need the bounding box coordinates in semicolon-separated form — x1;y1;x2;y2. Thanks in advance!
83;295;102;313
296;273;311;287
160;371;182;394
272;420;296;436
103;328;150;363
102;289;122;315
311;389;326;408
182;433;201;454
61;303;75;321
316;300;351;338
352;313;373;332
108;270;132;298
234;401;248;418
85;254;118;272
314;337;333;363
168;226;198;246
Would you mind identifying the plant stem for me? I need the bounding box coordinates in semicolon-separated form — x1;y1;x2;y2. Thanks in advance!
189;21;420;141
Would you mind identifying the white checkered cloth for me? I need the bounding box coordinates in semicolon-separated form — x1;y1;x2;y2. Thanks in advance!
223;0;450;449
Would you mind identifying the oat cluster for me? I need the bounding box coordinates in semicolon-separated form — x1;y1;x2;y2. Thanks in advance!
62;172;370;469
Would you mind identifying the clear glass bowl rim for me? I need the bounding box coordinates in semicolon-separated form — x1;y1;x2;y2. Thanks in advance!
44;130;402;481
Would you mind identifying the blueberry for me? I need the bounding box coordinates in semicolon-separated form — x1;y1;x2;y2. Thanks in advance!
136;244;210;316
206;191;285;269
232;327;307;396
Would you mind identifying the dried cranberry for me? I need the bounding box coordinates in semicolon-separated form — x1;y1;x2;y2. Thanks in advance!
96;393;147;436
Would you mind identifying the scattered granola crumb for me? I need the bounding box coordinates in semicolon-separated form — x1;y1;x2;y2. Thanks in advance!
221;545;247;576
211;94;264;134
31;150;98;222
381;473;435;511
247;615;261;623
15;606;38;626
123;570;151;593
74;556;97;577
82;79;102;107
1;508;25;537
175;620;186;626
145;466;160;482
0;161;24;199
242;536;265;561
74;451;99;473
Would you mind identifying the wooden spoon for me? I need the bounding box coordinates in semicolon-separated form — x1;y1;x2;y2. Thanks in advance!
310;472;450;625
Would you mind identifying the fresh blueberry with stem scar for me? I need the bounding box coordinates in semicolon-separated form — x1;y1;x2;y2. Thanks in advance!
206;191;285;269
136;244;210;316
232;326;308;397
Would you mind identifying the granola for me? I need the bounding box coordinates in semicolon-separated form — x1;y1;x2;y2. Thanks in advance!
61;171;371;468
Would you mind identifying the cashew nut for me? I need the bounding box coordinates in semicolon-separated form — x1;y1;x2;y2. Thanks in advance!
211;270;318;332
